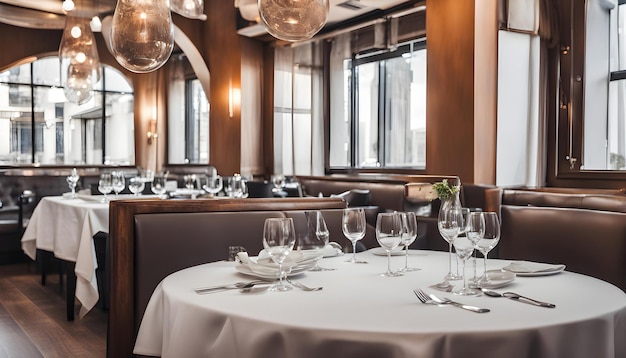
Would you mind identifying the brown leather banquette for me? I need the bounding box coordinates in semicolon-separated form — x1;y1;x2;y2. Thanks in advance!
486;189;626;292
107;197;347;358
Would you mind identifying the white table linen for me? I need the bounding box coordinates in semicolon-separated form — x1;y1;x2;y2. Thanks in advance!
21;196;108;318
134;250;626;358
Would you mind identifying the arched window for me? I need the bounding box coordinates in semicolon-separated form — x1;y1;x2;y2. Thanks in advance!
0;56;134;166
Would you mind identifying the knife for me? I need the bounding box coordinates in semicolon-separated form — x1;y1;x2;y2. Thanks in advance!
502;292;556;308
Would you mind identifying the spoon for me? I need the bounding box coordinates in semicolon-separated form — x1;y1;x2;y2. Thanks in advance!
480;288;556;308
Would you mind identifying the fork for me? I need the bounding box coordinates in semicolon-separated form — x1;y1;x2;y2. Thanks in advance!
286;278;323;291
413;289;490;313
194;280;269;294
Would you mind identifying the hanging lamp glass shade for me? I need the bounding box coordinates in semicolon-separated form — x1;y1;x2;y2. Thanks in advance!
110;0;174;73
258;0;329;42
59;15;101;104
171;0;206;20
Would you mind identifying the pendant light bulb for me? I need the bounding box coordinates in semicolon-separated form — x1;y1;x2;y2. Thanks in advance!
59;15;101;104
258;0;329;42
110;0;175;73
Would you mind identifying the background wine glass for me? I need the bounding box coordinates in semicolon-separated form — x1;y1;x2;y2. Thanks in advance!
375;212;403;277
111;171;125;198
271;174;286;195
151;174;167;199
436;206;462;288
202;175;223;198
342;207;367;264
98;173;113;202
128;177;145;196
300;211;333;271
477;212;501;286
66;168;80;199
398;211;419;272
263;217;296;292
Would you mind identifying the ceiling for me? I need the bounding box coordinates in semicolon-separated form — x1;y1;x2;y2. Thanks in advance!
0;0;417;33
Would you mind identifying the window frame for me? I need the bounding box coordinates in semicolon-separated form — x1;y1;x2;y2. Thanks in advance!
549;0;626;186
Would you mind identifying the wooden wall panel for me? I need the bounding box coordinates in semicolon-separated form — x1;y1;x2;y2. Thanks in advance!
426;0;498;185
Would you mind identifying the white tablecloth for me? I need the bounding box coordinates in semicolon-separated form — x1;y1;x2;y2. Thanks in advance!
21;196;109;318
134;249;626;358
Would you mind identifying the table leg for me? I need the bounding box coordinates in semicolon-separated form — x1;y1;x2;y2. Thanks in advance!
65;261;76;321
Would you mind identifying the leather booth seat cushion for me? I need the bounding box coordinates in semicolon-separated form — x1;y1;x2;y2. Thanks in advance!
502;191;626;213
300;179;406;213
134;211;286;323
498;205;626;291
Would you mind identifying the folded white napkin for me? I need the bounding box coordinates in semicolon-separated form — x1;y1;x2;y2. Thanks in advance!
236;251;314;277
322;242;343;257
503;261;566;273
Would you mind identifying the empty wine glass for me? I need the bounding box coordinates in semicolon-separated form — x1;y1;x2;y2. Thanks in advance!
436;206;463;289
128;177;145;196
452;235;477;295
466;211;485;287
98;173;112;202
477;212;501;286
398;211;420;272
263;217;296;292
184;174;197;190
202;175;223;198
66;168;80;199
111;171;125;198
226;174;247;198
342;207;367;264
454;208;471;277
300;211;333;271
376;212;403;277
151;174;167;199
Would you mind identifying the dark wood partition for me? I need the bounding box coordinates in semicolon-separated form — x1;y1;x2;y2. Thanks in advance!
107;197;346;358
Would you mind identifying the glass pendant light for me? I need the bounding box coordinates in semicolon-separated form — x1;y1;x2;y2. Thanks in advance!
258;0;329;42
59;15;101;105
110;0;174;73
171;0;206;20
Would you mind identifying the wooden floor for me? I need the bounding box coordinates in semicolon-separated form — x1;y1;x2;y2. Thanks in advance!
0;261;107;358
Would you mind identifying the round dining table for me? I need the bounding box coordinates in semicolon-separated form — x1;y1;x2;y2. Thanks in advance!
134;249;626;358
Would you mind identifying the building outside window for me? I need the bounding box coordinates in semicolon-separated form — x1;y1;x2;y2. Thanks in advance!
0;56;134;166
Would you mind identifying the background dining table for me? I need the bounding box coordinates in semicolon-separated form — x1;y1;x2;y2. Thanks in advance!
134;249;626;358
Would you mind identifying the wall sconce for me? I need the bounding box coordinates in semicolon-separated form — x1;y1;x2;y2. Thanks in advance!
229;80;241;118
147;119;158;144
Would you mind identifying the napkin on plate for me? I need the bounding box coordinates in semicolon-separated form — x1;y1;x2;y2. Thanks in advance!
322;242;343;257
503;261;566;274
236;251;314;277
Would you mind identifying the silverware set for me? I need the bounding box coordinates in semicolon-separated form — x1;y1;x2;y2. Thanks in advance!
195;279;323;294
414;287;556;312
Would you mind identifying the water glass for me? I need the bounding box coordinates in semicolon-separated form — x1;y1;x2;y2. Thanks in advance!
436;205;462;288
98;173;113;202
263;217;296;292
128;177;145;196
151;174;167;199
342;207;367;264
375;212;403;277
452;236;477;295
202;175;223;197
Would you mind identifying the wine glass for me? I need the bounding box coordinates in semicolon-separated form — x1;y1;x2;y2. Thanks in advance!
263;217;296;292
342;207;367;264
454;208;471;277
452;235;477;295
375;212;403;277
151;174;167;199
300;211;333;271
466;211;485;287
128;177;145;196
202;175;223;198
66;168;80;199
184;174;197;190
436;206;463;289
111;171;125;198
97;173;113;202
398;211;419;272
271;174;286;195
477;212;501;286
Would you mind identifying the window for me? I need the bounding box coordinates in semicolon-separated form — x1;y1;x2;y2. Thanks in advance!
0;56;134;165
330;41;426;169
167;55;209;164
